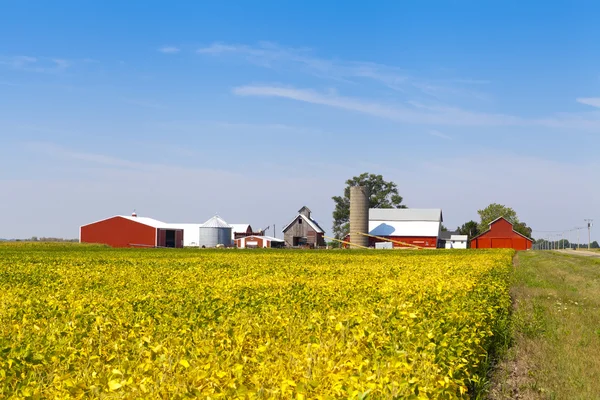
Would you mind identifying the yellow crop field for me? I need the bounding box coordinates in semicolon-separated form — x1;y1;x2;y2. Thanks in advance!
0;244;513;399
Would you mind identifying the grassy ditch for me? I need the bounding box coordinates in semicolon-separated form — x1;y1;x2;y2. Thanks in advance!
488;251;600;399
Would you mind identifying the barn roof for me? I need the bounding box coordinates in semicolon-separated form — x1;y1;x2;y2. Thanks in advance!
202;216;231;228
369;208;443;222
281;213;325;234
80;215;175;229
238;235;284;242
470;216;533;241
230;224;251;234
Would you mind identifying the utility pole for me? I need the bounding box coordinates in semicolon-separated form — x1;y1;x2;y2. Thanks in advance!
577;228;580;250
585;219;593;250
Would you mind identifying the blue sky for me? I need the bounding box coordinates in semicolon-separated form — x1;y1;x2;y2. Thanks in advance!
1;1;598;241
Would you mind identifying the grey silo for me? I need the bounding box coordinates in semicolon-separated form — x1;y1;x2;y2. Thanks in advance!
198;216;233;247
350;186;369;248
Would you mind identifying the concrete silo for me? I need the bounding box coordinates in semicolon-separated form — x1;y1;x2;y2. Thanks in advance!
350;186;369;248
198;216;232;248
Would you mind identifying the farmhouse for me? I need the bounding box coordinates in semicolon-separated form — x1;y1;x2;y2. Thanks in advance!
282;206;326;247
368;208;443;248
235;235;285;248
80;213;184;248
439;231;468;249
470;217;533;250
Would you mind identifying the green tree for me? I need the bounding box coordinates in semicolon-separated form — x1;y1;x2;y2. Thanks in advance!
457;220;480;238
477;203;519;232
477;203;533;238
332;173;406;239
514;221;533;238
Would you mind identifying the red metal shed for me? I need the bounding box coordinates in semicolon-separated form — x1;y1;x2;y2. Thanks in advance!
470;217;533;250
80;215;184;248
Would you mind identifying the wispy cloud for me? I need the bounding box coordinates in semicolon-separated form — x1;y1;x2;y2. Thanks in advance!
576;98;600;108
158;46;181;54
233;84;600;130
0;55;70;73
233;85;521;126
428;130;452;140
197;41;488;99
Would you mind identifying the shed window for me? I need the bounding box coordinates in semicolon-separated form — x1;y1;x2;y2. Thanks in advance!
298;218;302;224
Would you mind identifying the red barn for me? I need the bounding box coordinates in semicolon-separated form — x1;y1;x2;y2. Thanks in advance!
470;217;533;250
80;214;184;248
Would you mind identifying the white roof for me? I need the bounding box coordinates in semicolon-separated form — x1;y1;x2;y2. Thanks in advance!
449;235;468;241
238;235;284;242
369;220;440;237
202;215;231;228
79;215;174;229
369;208;443;222
230;224;251;234
281;214;324;234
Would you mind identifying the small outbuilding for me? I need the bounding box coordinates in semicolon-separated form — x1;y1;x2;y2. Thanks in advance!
80;214;184;248
282;206;326;247
439;231;468;249
470;217;533;250
235;235;285;249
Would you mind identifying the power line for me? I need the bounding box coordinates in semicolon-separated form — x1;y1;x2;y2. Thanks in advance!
585;219;594;250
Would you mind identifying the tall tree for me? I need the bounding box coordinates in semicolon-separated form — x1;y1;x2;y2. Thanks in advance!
332;173;406;239
457;220;480;238
513;221;533;238
477;203;519;232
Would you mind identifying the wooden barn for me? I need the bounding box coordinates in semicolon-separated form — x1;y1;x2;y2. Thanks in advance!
282;206;326;247
470;217;533;250
80;213;184;248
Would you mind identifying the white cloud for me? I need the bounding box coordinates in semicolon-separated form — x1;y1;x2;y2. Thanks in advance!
233;85;522;126
428;130;452;140
233;84;600;130
0;55;70;73
576;97;600;108
158;46;181;54
197;41;488;98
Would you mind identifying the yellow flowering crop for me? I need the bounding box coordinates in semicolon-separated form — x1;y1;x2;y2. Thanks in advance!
0;244;513;399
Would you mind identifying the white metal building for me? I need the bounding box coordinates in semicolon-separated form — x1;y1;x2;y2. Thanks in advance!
368;208;443;248
168;223;203;247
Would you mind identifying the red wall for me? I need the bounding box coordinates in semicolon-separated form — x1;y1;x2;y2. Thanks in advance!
80;217;157;248
236;236;268;248
471;218;532;250
371;236;438;248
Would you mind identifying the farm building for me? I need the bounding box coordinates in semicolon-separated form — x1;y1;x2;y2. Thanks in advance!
168;223;204;247
235;235;285;249
470;217;533;250
368;208;443;248
439;231;468;249
80;214;184;248
282;206;326;247
198;216;233;248
230;224;254;240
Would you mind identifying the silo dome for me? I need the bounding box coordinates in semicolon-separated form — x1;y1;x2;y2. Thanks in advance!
198;216;232;248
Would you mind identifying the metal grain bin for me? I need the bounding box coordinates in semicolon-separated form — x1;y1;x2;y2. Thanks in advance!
198;216;232;248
